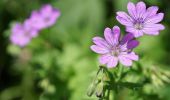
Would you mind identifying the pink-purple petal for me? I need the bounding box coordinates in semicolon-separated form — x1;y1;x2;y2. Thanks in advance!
143;24;165;35
120;52;139;61
107;57;118;68
121;33;134;45
146;6;159;18
127;40;139;49
92;37;110;48
104;28;115;46
143;29;159;35
116;12;133;26
120;44;128;52
99;54;112;65
126;27;143;37
136;1;146;18
127;52;139;61
134;30;144;37
144;24;165;31
145;13;164;24
143;30;159;35
90;45;109;54
118;56;132;67
112;26;120;34
127;2;137;19
112;26;121;45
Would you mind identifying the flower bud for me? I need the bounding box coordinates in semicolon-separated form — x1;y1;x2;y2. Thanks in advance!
95;82;104;98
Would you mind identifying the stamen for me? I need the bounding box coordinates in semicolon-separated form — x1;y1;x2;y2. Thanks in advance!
134;18;144;30
110;46;120;56
134;23;143;30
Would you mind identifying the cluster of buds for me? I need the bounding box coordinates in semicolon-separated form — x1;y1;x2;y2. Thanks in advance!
144;65;170;88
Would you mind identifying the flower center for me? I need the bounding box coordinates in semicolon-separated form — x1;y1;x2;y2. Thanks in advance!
134;23;143;30
134;18;144;30
110;46;120;56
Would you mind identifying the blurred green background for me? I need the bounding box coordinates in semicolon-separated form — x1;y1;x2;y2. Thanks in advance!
0;0;170;100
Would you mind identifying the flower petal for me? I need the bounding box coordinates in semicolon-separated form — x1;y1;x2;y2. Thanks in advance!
144;24;165;30
99;54;112;65
136;1;146;18
120;44;128;52
127;40;139;49
112;26;121;45
118;56;132;67
92;37;110;48
90;45;109;54
104;28;115;46
120;52;138;61
121;33;134;45
126;27;144;37
143;24;165;35
143;30;159;35
127;2;137;19
146;6;159;18
107;56;118;68
145;13;164;24
127;52;139;61
116;12;133;26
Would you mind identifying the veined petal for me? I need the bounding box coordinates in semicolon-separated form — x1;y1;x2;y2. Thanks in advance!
143;30;159;35
112;26;120;34
145;13;164;24
136;1;146;18
112;26;121;45
99;54;112;65
127;40;139;49
128;52;139;61
126;27;143;37
118;56;132;67
135;30;143;37
121;33;134;45
90;45;109;54
143;24;165;35
104;27;115;46
144;24;165;31
145;6;159;18
120;52;139;61
120;43;128;52
107;56;118;68
92;37;110;48
116;12;133;26
127;2;137;19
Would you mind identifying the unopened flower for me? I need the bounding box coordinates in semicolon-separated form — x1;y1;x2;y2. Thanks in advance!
91;26;139;68
116;2;165;37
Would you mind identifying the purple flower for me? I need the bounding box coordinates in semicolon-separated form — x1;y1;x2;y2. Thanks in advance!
10;23;31;47
90;26;139;68
10;4;60;47
116;2;165;37
40;4;60;27
28;4;60;30
28;11;46;30
10;22;38;47
23;19;39;37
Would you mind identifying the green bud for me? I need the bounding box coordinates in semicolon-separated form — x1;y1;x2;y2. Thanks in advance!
95;82;104;98
87;83;96;97
161;74;170;83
